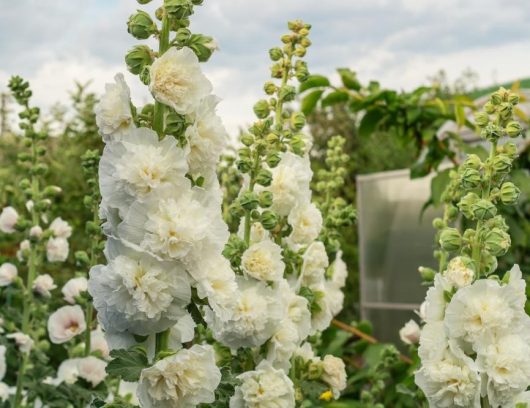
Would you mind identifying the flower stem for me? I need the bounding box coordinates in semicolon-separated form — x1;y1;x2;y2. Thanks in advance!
153;7;170;138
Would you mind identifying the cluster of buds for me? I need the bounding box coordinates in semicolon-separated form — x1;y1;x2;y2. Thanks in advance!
432;87;522;279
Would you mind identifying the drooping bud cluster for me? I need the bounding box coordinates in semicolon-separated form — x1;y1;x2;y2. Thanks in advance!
415;88;530;407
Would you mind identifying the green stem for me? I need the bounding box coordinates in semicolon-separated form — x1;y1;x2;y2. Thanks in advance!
153;8;170;138
13;353;29;407
85;201;99;356
155;329;170;355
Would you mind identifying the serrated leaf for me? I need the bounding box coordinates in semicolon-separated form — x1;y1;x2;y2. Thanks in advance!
299;74;330;93
106;346;149;382
301;90;324;115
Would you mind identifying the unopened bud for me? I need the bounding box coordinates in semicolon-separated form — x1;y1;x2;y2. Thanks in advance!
125;45;153;75
460;168;481;190
239;191;259;211
253;100;270;119
258;191;273;208
269;47;283;61
472;199;497;220
290;112;306;130
260;210;278;230
439;227;462;251
505;121;522;138
458;192;479;219
255;169;272;187
165;0;194;19
499;182;520;205
127;10;157;40
484;228;511;257
474;111;489;127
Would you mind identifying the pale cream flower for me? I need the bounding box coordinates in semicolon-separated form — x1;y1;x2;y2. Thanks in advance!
0;206;18;233
95;73;133;140
321;355;347;399
77;356;107;387
49;217;72;239
46;237;69;262
7;332;34;354
399;319;421;345
32;274;57;297
287;202;323;247
443;256;474;289
0;263;17;287
62;277;88;304
47;305;86;344
241;239;285;282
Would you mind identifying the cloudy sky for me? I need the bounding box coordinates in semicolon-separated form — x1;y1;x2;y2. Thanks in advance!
1;0;530;133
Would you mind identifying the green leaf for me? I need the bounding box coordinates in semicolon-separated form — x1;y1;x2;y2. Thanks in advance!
454;103;466;127
301;90;324;115
106;346;149;382
337;68;361;90
299;74;330;93
321;91;349;108
430;168;451;206
358;108;384;138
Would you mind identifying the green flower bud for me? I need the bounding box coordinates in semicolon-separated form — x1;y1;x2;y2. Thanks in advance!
255;169;273;187
175;27;192;43
240;191;259;211
481;251;498;276
508;92;520;105
240;134;254;147
260;210;278;230
75;250;90;266
307;361;324;380
237;158;251;173
474;111;489;127
300;37;311;47
165;0;194;19
460;167;481;190
279;85;296;102
290;112;306;130
294;46;306;57
269;47;283;61
490;91;503;105
253;100;270;119
127;10;157;40
263;81;276;95
418;266;436;282
139;65;151;85
19;179;31;190
505;121;522;138
439;227;462;251
491;154;512;175
266;153;281;168
499;182;520;205
472;199;497;220
463;154;482;170
290;135;305;155
270;63;284;79
483;101;496;114
498;102;513;121
432;218;445;230
281;34;293;44
125;45;154;75
483;228;511;257
258;191;273;208
295;65;309;82
458;192;479;219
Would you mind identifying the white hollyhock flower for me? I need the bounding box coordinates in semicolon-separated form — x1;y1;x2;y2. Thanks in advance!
29;225;43;238
95;73;133;141
324;281;345;317
137;344;221;408
57;359;81;384
300;241;329;287
117;186;228;263
423;274;452;323
17;239;30;261
0;206;18;233
321;355;347;399
185;95;228;177
149;47;212;115
444;278;526;348
266;320;299;371
89;239;191;336
32;274;57;297
418;321;448;363
91;327;110;360
309;282;334;333
330;250;348;289
279;281;311;341
99;129;188;216
0;345;5;381
62;277;88;304
0;263;17;286
204;277;284;349
7;332;34;353
48;305;86;344
415;350;481;408
399;319;421;345
265;152;312;216
287;202;323;247
230;360;295;408
195;254;238;309
477;333;530;407
46;237;69;262
168;313;196;350
77;356;107;387
511;391;530;406
443;257;474;289
241;239;284;282
49;217;72;239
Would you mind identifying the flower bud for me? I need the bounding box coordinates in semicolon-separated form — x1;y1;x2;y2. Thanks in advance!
125;45;154;75
439;227;462;251
263;81;276;95
490;91;503;105
29;225;43;239
239;191;259;211
290;135;305;155
253;100;270;119
499;182;520;205
269;47;283;61
127;10;157;40
460;167;481;190
279;85;296;102
458;192;479;219
432;218;445;230
260;210;278;230
418;266;436;282
165;0;194;19
175;27;191;43
290;112;306;130
474;111;489;127
444;256;475;288
294;46;306;57
508;92;520;105
483;228;511;257
255;169;272;187
258;191;273;208
481;251;498;276
240;134;254;147
472;199;497;220
498;102;513;121
463;154;482;170
266;153;281;168
505;121;522;138
483;101;496;114
491;154;512;174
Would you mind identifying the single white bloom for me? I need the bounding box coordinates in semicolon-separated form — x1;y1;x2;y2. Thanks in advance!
477;333;530;407
241;239;285;282
230;360;295;408
99;129;189;216
89;239;191;336
91;327;110;360
57;359;80;384
29;225;43;238
49;217;72;239
185;95;228;177
33;274;57;297
399;319;421;345
7;332;34;353
137;344;221;408
321;355;347;399
62;277;88;304
287;202;323;247
149;47;212;115
415;350;481;408
265;152;312;216
443;257;474;289
204;277;284;350
0;345;6;381
0;263;17;286
0;206;18;233
47;305;86;344
300;241;329;287
77;356;107;387
95;73;133;140
46;237;69;262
